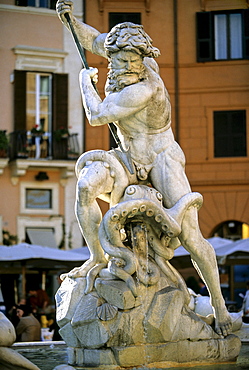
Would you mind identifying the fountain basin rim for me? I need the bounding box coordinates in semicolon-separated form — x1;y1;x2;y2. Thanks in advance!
12;340;66;348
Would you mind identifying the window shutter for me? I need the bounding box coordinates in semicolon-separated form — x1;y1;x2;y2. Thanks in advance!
109;13;141;31
14;70;27;131
214;110;246;157
242;9;249;59
196;12;213;62
52;73;68;131
16;0;28;6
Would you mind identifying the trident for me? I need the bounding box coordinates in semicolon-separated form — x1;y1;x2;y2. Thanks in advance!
64;12;134;175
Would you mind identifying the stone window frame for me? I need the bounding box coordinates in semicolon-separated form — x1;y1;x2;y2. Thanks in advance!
20;181;59;215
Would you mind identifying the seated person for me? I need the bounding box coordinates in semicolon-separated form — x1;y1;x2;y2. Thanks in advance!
8;298;27;327
27;286;51;315
15;304;41;342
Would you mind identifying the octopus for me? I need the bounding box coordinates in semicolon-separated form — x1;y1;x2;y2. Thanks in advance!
97;184;203;301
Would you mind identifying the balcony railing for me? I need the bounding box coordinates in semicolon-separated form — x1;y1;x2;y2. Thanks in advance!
9;131;80;160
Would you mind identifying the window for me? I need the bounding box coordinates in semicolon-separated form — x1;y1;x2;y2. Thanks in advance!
17;215;63;248
213;220;249;241
196;10;249;62
15;0;57;9
14;70;68;158
14;70;68;132
109;13;141;30
214;13;242;60
213;110;247;157
26;73;52;134
20;182;59;214
26;188;52;209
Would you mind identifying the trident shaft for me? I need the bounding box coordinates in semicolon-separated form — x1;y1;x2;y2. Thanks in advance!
64;13;134;175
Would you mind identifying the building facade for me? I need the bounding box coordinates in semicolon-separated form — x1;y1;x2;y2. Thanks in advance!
0;0;84;250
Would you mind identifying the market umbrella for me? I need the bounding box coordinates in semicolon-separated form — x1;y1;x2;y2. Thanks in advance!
173;236;234;257
0;243;90;297
215;238;249;256
0;243;90;263
215;238;249;264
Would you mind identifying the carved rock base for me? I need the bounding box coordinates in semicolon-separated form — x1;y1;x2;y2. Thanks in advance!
55;276;241;368
65;335;240;368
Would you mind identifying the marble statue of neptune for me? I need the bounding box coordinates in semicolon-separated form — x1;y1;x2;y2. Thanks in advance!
57;0;232;338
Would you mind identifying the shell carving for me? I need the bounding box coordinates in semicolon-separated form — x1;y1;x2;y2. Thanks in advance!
96;302;118;321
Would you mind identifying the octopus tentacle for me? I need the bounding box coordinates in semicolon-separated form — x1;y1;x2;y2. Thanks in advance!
136;257;160;286
85;262;107;294
167;192;203;225
75;149;136;206
108;258;138;297
99;220;137;276
99;195;182;291
146;224;175;260
98;222;138;296
104;198;181;240
98;185;204;296
155;255;191;305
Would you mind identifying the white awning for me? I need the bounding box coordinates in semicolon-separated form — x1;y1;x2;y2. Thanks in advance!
0;243;89;262
173;237;235;257
26;228;57;248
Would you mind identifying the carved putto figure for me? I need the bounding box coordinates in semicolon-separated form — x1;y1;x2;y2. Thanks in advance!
55;1;242;367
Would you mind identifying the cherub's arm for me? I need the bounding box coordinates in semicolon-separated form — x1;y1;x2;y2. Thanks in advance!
56;0;107;58
79;68;153;126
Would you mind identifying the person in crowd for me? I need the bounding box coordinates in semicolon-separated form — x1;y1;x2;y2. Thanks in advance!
198;278;209;296
27;286;50;316
15;304;41;342
8;297;27;327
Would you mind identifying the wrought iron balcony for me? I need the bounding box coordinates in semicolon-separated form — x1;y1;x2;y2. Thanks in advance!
9;130;80;161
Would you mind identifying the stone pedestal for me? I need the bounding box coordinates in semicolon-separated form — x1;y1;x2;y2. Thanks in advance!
55;276;241;368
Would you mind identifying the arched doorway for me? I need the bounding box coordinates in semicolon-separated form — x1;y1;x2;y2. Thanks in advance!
212;220;249;241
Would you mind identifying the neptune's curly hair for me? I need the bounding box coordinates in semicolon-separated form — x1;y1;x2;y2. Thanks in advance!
104;22;160;58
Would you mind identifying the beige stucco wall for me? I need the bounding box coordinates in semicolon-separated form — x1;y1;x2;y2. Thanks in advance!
0;3;83;248
0;6;64;132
